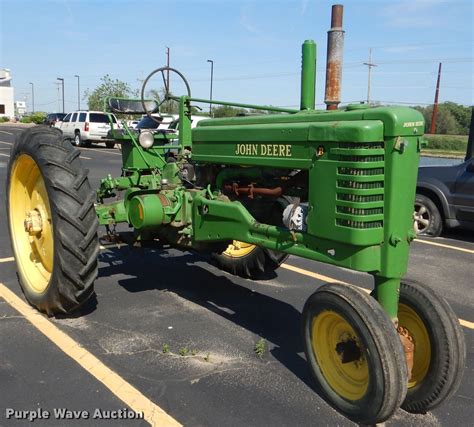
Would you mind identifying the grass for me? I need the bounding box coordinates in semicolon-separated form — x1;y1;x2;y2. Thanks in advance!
423;134;468;153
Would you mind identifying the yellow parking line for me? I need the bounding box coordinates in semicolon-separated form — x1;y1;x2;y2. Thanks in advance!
280;263;349;285
0;257;14;263
415;238;474;254
0;282;182;427
81;147;122;156
280;263;474;330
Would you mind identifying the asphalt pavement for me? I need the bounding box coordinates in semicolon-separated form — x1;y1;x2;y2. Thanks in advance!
0;125;473;427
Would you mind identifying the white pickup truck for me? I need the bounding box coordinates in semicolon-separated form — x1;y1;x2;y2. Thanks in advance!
56;110;120;148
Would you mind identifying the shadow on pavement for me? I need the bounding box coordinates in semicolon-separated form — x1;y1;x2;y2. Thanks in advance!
97;246;318;394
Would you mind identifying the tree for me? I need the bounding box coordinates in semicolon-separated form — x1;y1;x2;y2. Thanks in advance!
414;102;471;135
85;75;133;111
212;105;248;118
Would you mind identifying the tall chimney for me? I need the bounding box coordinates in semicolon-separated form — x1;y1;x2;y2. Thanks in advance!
324;4;344;110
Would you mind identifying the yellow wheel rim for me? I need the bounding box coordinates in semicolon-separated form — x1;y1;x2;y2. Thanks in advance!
223;240;256;258
312;310;369;401
398;303;431;388
9;154;54;294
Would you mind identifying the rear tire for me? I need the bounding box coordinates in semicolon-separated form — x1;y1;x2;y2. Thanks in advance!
212;197;290;279
73;131;83;147
105;141;115;149
7;127;99;315
398;281;466;413
302;283;408;424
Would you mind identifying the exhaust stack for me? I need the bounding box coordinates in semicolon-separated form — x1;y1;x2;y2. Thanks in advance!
300;40;316;110
324;4;344;110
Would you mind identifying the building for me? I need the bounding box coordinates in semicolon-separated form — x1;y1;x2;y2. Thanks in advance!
15;101;26;116
0;69;15;119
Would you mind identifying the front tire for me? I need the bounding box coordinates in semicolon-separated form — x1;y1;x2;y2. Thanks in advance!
414;194;442;237
398;281;465;413
302;283;408;424
7;127;99;315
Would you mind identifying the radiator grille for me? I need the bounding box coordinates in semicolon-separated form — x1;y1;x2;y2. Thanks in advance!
334;142;385;230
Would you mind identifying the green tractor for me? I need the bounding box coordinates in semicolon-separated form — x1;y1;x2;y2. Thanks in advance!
6;39;464;424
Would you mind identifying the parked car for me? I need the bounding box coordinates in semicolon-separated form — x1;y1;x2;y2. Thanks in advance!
127;120;140;129
43;113;66;126
58;111;120;148
415;116;473;236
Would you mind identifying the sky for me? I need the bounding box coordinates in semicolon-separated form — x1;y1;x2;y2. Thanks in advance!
0;0;472;113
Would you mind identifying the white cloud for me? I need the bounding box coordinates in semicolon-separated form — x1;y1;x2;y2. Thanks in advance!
301;0;309;16
382;0;446;28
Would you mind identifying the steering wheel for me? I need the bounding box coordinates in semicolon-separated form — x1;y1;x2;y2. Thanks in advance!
140;66;191;125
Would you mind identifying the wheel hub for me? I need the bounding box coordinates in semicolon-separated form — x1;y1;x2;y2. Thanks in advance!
336;335;363;364
24;209;43;235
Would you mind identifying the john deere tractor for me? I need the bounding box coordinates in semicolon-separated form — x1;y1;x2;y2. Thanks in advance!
6;40;465;424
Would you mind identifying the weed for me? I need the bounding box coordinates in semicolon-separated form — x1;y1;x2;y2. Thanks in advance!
204;352;210;362
162;343;170;354
179;347;189;357
254;338;266;358
191;349;199;356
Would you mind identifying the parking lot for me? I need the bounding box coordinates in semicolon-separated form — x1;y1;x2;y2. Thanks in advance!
0;125;473;426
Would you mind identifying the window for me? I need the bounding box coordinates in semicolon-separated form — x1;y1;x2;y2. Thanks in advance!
71;113;78;122
0;105;5;114
89;113;116;123
136;116;162;130
63;113;72;122
79;113;86;122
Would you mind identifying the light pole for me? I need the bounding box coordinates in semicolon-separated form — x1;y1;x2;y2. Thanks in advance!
29;82;34;113
207;59;214;116
57;77;65;113
74;74;80;110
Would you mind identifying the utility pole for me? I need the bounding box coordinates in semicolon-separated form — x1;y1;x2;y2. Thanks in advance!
29;82;34;113
363;48;377;104
429;62;442;134
74;74;80;110
166;47;170;92
207;59;214;116
57;77;65;113
55;82;61;112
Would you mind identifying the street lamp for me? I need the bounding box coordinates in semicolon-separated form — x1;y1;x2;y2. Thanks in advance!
29;82;34;113
57;77;65;113
207;59;214;116
74;75;80;110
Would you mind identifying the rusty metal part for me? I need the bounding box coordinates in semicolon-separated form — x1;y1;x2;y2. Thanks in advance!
223;184;283;199
24;209;43;235
397;325;415;380
324;4;345;110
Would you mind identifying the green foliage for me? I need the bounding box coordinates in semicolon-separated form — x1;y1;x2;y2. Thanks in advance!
85;75;133;111
414;102;472;135
212;105;248;118
20;112;47;124
0;116;10;122
254;338;266;358
162;343;170;354
204;352;210;362
178;347;189;356
423;134;468;152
